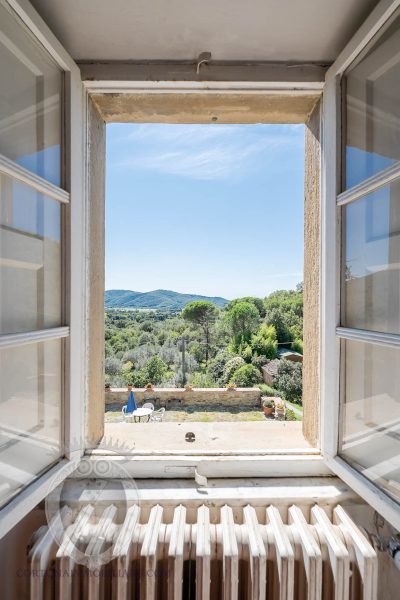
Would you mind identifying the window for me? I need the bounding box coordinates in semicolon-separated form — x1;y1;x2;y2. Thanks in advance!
323;1;400;528
0;0;70;508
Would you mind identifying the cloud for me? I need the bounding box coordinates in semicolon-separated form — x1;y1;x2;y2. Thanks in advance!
112;123;304;181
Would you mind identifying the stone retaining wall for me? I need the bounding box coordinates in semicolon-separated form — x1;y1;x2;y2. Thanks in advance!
105;387;262;410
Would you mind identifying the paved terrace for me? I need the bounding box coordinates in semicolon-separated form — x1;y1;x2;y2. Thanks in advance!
103;421;311;453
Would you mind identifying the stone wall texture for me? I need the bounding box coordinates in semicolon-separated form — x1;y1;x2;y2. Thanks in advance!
303;99;321;447
105;387;262;410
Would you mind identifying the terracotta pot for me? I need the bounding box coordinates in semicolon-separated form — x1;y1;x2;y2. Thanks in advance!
263;406;274;416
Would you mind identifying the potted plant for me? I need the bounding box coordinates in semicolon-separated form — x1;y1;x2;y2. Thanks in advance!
262;397;274;416
276;400;285;418
226;382;236;390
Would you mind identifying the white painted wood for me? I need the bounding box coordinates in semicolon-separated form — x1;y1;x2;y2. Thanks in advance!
243;505;266;600
266;506;294;600
336;327;400;348
196;505;211;600
337;160;400;206
5;0;81;75
310;506;350;600
288;505;322;600
112;504;141;600
333;506;378;600
0;458;71;539
0;153;70;202
320;0;400;527
64;46;85;461
320;73;341;460
325;0;400;80
86;455;331;479
0;0;85;534
221;505;239;600
0;326;69;349
324;455;400;531
168;505;187;600
140;505;163;600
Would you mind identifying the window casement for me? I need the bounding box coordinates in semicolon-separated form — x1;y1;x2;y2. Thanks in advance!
321;0;400;530
0;0;84;537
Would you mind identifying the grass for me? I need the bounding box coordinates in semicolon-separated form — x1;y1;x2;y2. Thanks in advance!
105;407;266;423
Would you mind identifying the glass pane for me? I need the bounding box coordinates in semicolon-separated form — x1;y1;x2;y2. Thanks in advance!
0;339;62;507
0;2;62;186
343;180;400;334
340;340;400;503
0;173;61;334
345;12;400;189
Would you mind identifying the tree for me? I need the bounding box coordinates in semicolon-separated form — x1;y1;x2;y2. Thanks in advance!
273;359;303;404
251;323;278;359
227;296;266;317
222;356;245;384
182;301;218;366
143;355;168;385
225;301;260;350
230;364;262;387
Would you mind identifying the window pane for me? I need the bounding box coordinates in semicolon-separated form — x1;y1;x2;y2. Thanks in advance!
0;173;61;334
0;339;62;507
345;12;400;189
343;180;400;334
340;340;400;503
0;2;62;186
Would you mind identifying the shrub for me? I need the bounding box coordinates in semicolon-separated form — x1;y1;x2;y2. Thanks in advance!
262;398;274;409
251;323;278;359
259;383;281;397
273;359;303;404
222;356;245;384
207;351;232;383
285;408;297;421
251;354;269;369
188;372;216;388
230;364;262;387
142;355;168;385
291;339;303;354
105;357;123;376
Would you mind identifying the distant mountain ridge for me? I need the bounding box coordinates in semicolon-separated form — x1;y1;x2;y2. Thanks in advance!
105;289;229;310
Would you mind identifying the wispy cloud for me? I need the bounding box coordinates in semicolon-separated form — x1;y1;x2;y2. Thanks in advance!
112;123;304;181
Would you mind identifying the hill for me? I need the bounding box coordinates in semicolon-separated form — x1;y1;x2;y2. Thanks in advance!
105;289;229;311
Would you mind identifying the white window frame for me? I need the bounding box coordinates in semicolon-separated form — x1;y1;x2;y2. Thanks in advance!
0;0;85;539
321;0;400;530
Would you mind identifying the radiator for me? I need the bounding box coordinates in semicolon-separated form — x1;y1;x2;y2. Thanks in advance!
28;503;377;600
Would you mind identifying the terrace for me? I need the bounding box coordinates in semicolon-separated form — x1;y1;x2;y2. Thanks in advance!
103;386;308;453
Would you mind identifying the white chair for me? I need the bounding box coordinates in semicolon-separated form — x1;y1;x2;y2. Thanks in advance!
122;405;133;422
150;407;165;422
142;402;154;411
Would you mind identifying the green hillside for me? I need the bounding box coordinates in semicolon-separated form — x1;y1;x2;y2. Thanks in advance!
105;289;229;311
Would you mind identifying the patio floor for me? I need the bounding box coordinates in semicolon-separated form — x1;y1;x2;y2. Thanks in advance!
102;421;312;453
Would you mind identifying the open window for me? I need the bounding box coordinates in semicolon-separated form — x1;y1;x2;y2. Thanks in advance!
322;0;400;530
0;0;84;536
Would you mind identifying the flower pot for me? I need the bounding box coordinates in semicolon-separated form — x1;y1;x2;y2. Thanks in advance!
263;406;274;416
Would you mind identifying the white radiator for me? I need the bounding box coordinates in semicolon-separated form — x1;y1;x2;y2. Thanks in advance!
28;503;377;600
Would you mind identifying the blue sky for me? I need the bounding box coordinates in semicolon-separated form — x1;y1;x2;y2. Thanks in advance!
106;123;304;300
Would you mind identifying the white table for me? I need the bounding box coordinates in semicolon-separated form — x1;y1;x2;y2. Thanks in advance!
129;407;153;422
